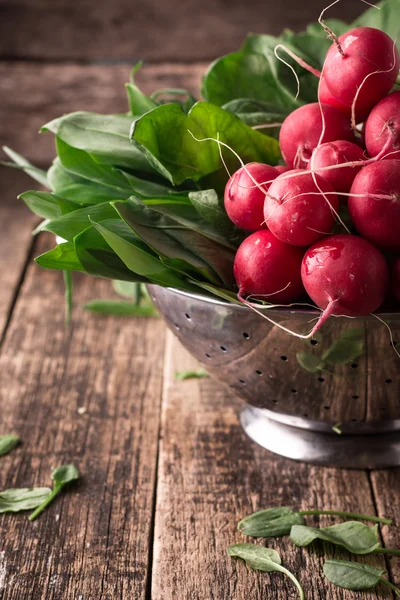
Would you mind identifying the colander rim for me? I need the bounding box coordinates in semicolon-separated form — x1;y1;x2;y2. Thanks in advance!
152;286;400;319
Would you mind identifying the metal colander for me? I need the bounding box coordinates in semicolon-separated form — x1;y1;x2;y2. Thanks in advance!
148;285;400;469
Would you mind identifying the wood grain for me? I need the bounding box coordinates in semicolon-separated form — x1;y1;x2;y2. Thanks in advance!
370;470;400;586
0;169;37;340
0;233;165;599
152;329;393;600
0;0;364;61
0;62;204;166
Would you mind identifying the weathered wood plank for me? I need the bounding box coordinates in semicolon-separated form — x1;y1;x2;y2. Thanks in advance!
0;62;204;165
152;329;391;599
0;169;37;340
370;470;400;586
0;233;165;600
0;0;364;61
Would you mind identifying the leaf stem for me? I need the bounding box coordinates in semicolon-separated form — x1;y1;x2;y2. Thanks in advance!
380;578;400;597
298;510;392;525
28;488;60;521
374;547;400;557
276;564;305;600
63;270;73;326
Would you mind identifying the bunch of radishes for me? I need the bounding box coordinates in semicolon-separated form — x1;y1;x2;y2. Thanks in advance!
225;25;400;334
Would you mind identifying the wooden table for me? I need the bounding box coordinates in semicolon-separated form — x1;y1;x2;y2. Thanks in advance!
1;2;400;597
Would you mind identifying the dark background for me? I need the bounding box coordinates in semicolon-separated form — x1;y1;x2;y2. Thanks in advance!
0;0;365;166
0;0;363;62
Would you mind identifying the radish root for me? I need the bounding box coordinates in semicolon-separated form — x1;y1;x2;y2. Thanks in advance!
318;0;344;56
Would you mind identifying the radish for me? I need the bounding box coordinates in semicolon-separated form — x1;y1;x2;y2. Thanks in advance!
224;162;278;231
365;91;400;160
274;165;290;174
309;140;365;194
279;103;355;169
349;159;400;250
393;257;400;303
301;234;389;334
318;76;350;115
323;27;399;122
234;230;304;303
264;170;339;246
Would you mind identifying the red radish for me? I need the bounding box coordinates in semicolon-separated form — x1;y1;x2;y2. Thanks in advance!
274;165;290;174
309;140;365;194
349;160;400;250
318;76;350;115
323;27;399;122
234;230;304;303
365;91;400;159
264;170;339;246
301;235;389;333
392;257;400;302
224;162;278;231
279;103;355;169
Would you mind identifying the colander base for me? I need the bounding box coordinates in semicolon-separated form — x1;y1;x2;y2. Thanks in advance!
240;406;400;469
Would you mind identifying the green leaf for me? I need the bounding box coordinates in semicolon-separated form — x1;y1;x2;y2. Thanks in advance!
114;198;235;287
47;157;86;191
0;488;51;513
74;220;150;282
84;300;158;317
187;280;241;304
323;559;385;591
0;435;21;457
55;138;135;192
19;190;79;220
45;202;118;242
340;327;365;341
51;464;80;490
125;62;158;116
2;147;49;188
36;242;85;272
43;112;153;173
222;98;289;136
238;507;305;538
29;464;80;521
175;369;209;380
202;51;298;109
228;544;304;600
131;102;281;186
228;543;281;571
352;0;400;40
55;183;123;205
290;522;381;555
115;198;218;273
296;352;325;373
188;189;243;242
112;280;140;299
90;219;191;288
322;338;364;366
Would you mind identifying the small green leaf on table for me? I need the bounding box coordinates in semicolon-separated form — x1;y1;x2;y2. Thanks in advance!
238;507;305;538
290;522;381;554
29;465;80;521
84;300;158;317
0;435;21;457
323;559;400;597
0;488;51;513
228;543;304;600
174;369;209;381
